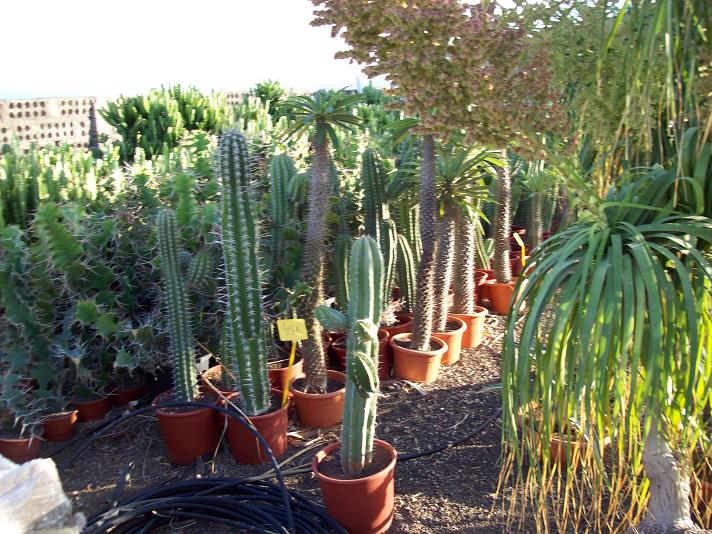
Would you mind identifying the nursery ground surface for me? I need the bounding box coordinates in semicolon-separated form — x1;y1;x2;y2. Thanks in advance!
47;313;534;533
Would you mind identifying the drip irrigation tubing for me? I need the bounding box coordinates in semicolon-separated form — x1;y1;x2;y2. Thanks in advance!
60;393;502;533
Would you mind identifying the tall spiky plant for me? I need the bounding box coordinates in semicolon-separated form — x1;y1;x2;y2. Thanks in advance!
315;236;383;476
156;209;198;402
280;90;363;393
492;150;512;284
217;130;271;416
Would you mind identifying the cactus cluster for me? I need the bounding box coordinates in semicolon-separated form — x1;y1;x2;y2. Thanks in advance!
362;149;390;241
315;236;383;476
157;209;199;402
218;130;271;416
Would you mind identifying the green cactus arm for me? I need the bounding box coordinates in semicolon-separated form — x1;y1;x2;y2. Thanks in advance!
395;234;417;314
315;305;348;333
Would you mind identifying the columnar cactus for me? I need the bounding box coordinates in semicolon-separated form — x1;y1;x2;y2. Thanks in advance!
432;205;456;332
379;218;397;311
395;235;417;313
492;150;512;284
218;130;271;416
362;149;389;240
315;236;383;477
269;154;295;258
334;234;351;310
156;209;199;402
452;208;476;315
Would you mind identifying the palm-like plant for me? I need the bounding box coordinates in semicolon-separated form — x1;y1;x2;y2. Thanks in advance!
433;144;496;328
502;163;712;532
280;90;363;393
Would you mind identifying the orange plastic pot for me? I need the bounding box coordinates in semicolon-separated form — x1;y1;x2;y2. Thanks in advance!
432;316;467;366
486;279;518;315
289;370;346;428
111;384;145;406
225;394;288;464
380;316;412;337
331;330;390;380
450;307;488;349
476;269;494;303
390;333;447;383
73;396;111;422
153;389;220;465
42;411;78;442
510;253;529;277
0;433;42;463
313;439;397;534
268;356;304;392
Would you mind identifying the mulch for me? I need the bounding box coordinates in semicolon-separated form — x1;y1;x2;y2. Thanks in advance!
45;312;536;533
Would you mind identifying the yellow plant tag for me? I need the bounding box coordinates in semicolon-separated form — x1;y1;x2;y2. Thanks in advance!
512;232;526;267
276;319;308;342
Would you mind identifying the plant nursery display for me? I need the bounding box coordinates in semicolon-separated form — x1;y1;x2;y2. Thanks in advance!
0;0;710;532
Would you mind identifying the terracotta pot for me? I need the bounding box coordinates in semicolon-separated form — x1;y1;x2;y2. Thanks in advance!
390;333;447;383
450;307;488;349
111;384;145;406
313;439;397;534
550;434;587;468
0;433;42;463
486;279;518;315
331;330;391;380
268;355;304;393
153;389;220;465
42;411;78;442
431;316;467;366
289;370;346;428
476;269;494;303
225;394;288;464
73;396;111;422
380;316;412;337
510;253;529;277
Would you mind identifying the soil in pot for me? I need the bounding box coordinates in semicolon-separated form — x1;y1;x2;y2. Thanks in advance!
331;330;391;380
289;370;346;428
391;333;447;383
42;410;78;442
432;317;467;366
152;389;221;465
0;428;42;463
225;391;288;464
313;439;397;534
450;308;488;349
73;395;111;422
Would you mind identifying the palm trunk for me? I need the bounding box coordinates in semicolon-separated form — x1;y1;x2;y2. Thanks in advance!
410;134;437;351
493;148;512;284
298;137;331;393
529;191;543;248
453;206;476;315
631;419;700;534
433;203;456;332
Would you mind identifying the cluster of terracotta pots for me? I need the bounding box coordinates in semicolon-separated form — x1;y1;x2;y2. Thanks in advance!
0;383;146;464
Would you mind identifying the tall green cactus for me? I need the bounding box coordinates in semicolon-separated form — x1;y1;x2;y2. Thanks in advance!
218;130;271;416
334;233;351;310
270;154;295;258
315;236;383;476
379;218;397;311
157;209;198;402
362;149;389;240
395;234;417;313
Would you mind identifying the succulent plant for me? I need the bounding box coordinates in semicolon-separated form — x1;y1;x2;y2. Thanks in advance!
315;235;383;476
217;130;271;416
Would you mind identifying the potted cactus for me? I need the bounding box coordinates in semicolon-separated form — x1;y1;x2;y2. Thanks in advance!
314;236;397;534
153;208;220;465
216;130;289;464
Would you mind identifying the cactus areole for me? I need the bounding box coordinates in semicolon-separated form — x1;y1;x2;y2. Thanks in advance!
217;130;271;416
315;236;383;476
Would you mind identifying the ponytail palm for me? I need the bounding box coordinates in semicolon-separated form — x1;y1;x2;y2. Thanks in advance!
502;166;712;532
280;90;363;393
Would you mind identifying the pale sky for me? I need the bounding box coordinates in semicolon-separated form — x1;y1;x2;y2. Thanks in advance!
0;0;375;99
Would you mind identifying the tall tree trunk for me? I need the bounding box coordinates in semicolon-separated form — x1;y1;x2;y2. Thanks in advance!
298;137;331;393
453;206;476;315
529;191;543;248
433;203;456;332
493;148;512;284
410;134;437;351
631;419;701;534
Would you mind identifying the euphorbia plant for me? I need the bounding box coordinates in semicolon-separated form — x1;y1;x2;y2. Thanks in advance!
315;235;383;476
280;90;363;393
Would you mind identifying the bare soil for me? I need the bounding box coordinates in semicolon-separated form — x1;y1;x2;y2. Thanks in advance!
45;313;533;533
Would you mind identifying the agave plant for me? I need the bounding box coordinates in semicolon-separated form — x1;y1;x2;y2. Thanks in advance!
279;89;364;393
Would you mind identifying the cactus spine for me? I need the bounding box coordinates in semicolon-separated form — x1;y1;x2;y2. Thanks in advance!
362;149;389;241
315;236;383;476
218;130;271;416
157;209;198;402
187;248;213;287
396;234;417;313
